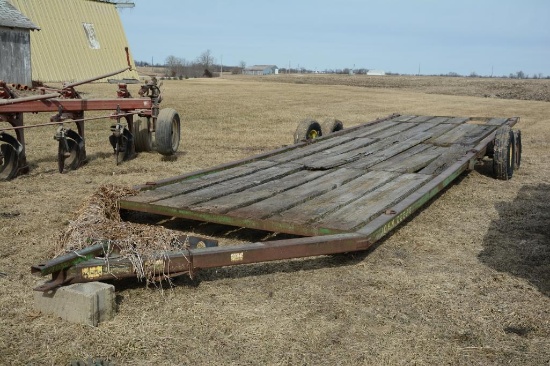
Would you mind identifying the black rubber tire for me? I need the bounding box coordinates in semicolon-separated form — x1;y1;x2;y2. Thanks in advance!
514;130;522;169
493;125;515;180
294;119;322;144
320;118;344;136
156;108;181;156
0;143;19;180
132;117;153;152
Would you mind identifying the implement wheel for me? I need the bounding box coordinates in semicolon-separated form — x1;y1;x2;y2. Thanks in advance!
156;108;180;156
0;142;19;180
493;125;515;180
132;117;153;152
321;118;344;136
294;119;322;143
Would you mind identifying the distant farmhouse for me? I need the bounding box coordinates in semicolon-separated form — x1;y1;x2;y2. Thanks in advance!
5;0;138;83
367;69;386;76
243;65;278;75
0;0;39;85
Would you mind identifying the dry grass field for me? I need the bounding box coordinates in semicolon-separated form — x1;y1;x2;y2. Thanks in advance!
1;74;549;365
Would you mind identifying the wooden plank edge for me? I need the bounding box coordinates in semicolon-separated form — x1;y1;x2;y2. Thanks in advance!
131;113;401;191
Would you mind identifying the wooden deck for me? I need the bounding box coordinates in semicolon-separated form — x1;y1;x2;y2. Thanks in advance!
120;115;515;237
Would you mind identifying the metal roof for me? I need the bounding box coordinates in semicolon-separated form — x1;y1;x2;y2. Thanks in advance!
245;65;278;71
0;0;38;29
8;0;138;83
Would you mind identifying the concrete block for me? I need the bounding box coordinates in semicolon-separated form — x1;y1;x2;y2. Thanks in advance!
34;282;115;326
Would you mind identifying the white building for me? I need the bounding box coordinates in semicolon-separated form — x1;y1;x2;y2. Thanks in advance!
243;65;278;75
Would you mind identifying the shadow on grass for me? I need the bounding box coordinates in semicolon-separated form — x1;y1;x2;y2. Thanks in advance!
479;184;550;297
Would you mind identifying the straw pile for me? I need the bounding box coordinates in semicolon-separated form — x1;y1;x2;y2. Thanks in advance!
56;184;185;284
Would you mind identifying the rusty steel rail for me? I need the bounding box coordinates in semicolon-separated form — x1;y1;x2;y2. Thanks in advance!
0;97;152;113
32;116;521;291
0;92;61;106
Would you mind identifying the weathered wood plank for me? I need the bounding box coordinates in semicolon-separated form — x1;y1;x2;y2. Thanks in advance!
228;168;364;219
346;132;434;170
444;117;469;124
389;115;417;122
408;116;436;123
428;116;453;124
353;120;401;138
301;137;399;170
153;162;303;208
267;135;356;163
123;160;276;204
304;121;454;170
294;137;377;168
370;145;447;173
431;123;496;147
358;121;420;140
189;169;326;214
315;173;431;231
485;118;510;126
418;145;471;175
273;170;399;224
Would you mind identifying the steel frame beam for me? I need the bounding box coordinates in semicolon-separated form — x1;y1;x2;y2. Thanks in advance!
0;98;152;113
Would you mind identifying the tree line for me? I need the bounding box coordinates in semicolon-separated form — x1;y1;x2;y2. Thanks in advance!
134;49;548;79
135;49;246;78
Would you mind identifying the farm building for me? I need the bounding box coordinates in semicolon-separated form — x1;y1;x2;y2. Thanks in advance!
367;69;386;76
243;65;279;75
7;0;139;83
0;0;39;86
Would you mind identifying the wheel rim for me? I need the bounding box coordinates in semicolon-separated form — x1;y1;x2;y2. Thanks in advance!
307;130;319;140
171;117;178;149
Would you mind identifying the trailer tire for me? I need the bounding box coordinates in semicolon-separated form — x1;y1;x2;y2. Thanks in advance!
133;117;153;152
156;108;181;156
321;118;344;136
514;129;522;169
294;119;322;144
493;125;515;180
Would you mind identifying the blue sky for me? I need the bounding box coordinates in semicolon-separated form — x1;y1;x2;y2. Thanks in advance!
119;0;550;76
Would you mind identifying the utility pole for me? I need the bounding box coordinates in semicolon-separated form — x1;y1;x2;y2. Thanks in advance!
220;55;223;77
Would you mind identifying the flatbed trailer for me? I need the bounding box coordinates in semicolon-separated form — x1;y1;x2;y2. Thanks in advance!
32;114;522;290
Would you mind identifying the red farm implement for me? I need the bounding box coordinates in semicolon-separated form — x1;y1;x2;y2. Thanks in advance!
0;49;181;180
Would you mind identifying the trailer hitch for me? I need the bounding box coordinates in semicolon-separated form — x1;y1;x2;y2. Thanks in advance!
32;235;219;291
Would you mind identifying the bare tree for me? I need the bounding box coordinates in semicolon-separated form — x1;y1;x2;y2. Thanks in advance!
516;70;526;79
197;49;215;69
165;55;181;77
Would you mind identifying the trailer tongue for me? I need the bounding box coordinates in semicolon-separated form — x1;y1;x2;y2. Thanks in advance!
32;114;521;291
